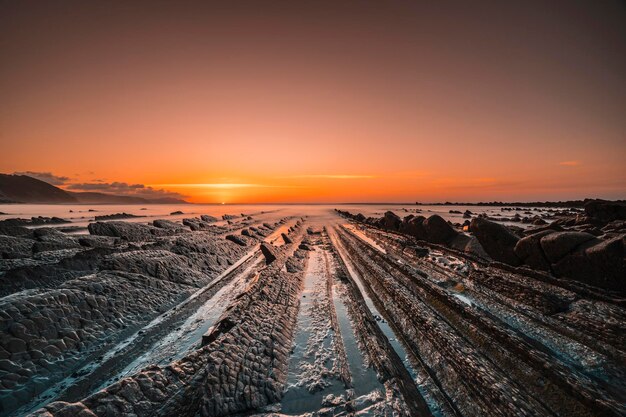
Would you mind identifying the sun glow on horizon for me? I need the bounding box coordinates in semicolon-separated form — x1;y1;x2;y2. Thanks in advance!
1;1;624;203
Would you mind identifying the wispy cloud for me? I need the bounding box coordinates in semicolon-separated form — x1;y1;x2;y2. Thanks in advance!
66;182;187;199
14;171;70;185
559;160;581;167
277;174;376;179
153;183;304;189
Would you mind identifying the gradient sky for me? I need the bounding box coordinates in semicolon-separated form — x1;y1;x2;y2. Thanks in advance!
1;0;625;203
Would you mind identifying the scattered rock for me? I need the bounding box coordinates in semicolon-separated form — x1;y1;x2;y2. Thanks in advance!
584;199;626;222
514;230;554;271
423;215;457;244
539;231;596;264
401;216;427;240
153;219;182;229
225;234;247;246
470;217;521;265
94;213;141;221
381;211;401;231
449;234;490;259
260;243;277;264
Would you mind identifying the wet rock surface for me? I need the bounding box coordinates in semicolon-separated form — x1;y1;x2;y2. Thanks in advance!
330;221;626;417
32;223;306;417
0;213;280;416
338;207;626;295
1;207;624;417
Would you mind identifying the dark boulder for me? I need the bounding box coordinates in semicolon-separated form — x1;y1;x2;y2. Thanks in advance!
225;234;247;246
584;199;626;222
94;213;140;221
423;215;457;244
469;218;521;265
398;215;414;234
183;218;208;231
514;230;554;271
200;215;218;223
539;231;596;264
402;216;427;240
552;235;625;294
449;234;490;259
153;219;182;229
583;235;625;292
381;211;401;231
260;243;277;264
399;215;415;230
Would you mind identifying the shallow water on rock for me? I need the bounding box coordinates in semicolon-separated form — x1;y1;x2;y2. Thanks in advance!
100;257;263;389
331;280;381;397
332;228;452;416
281;248;346;414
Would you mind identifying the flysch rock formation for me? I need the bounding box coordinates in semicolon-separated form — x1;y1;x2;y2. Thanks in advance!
0;204;624;417
30;222;307;417
0;215;286;416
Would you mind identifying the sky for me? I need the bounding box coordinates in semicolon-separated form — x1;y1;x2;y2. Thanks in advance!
1;0;625;203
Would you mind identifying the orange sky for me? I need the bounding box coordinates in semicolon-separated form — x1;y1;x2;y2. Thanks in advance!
1;1;625;203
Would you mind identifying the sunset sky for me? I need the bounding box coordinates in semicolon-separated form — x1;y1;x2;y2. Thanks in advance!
1;1;625;203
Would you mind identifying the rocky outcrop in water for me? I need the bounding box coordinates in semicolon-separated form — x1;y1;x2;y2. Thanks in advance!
93;213;142;221
0;217;69;227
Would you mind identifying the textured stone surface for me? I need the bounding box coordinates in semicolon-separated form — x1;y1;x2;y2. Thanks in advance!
470;217;521;265
33;225;306;417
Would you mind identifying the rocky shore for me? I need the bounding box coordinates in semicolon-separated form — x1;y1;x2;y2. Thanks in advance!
337;199;625;294
0;213;288;415
0;204;624;417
